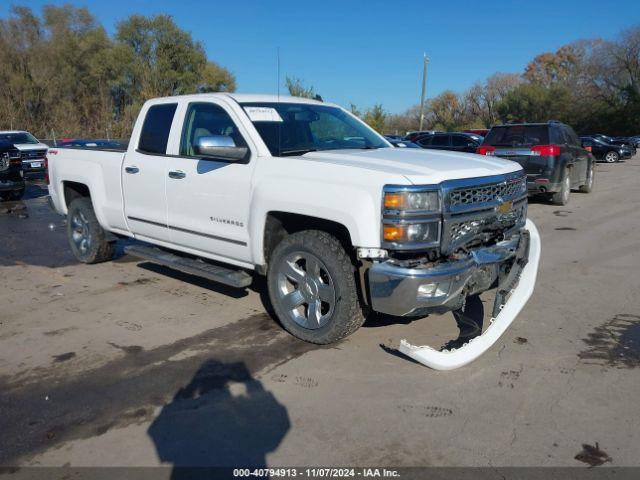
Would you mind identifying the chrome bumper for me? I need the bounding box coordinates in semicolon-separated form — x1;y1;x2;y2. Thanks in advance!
368;231;529;317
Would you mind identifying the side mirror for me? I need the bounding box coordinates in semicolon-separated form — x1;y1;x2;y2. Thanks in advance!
193;135;248;161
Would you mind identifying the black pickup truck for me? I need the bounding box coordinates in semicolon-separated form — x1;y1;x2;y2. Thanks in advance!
476;121;594;206
0;141;25;201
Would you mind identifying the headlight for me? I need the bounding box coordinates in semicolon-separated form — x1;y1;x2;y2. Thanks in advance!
383;221;440;244
384;190;439;212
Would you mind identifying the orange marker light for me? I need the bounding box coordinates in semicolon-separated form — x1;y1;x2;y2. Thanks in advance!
383;225;407;242
384;192;406;210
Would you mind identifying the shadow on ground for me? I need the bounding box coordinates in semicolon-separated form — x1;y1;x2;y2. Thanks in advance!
148;359;290;478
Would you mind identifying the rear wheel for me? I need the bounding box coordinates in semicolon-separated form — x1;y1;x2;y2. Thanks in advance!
604;151;619;163
579;163;594;193
66;197;115;264
552;169;571;205
267;230;366;344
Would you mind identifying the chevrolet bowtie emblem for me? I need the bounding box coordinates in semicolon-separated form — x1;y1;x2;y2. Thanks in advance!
497;200;513;214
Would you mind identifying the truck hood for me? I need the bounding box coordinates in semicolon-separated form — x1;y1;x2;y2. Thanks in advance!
13;143;49;151
301;147;522;184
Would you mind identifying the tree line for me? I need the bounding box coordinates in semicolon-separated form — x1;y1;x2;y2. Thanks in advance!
0;5;235;139
353;26;640;136
1;4;638;139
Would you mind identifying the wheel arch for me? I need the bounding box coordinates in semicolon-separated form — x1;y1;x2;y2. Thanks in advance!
260;211;354;273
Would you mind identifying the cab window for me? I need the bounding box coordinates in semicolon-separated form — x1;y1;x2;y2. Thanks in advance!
180;103;247;157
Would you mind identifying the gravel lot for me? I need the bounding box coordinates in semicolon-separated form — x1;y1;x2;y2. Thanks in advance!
1;157;640;471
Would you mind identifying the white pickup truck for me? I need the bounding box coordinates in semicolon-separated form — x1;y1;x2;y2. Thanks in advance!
47;93;540;370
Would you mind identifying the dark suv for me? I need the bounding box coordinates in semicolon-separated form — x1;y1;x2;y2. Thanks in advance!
476;121;593;205
415;132;484;153
0;140;25;201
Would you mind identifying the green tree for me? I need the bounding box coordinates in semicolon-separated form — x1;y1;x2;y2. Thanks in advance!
362;104;387;133
285;76;315;98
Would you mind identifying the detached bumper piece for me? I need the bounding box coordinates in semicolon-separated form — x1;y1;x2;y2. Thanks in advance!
397;219;541;370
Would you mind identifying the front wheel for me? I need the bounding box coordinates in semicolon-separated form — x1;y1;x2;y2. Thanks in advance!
551;169;571;205
604;151;619;163
267;230;366;344
66;197;115;264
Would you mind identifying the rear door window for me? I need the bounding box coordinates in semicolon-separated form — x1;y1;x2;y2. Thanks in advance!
431;134;449;146
451;135;469;147
138;103;178;154
417;136;433;146
483;125;549;147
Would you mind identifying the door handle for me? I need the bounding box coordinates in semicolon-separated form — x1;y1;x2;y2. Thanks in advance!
168;170;186;179
125;166;139;174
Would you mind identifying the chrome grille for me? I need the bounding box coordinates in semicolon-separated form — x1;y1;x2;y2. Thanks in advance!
448;203;526;247
449;176;526;209
21;149;47;160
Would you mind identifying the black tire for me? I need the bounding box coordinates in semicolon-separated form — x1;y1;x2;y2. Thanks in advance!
604;151;619;163
267;230;366;344
0;188;24;201
551;168;571;205
579;163;594;193
66;197;115;264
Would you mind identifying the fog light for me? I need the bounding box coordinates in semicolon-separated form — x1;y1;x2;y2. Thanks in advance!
357;248;388;259
417;282;450;298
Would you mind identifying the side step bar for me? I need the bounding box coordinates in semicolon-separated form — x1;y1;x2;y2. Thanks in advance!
124;244;253;288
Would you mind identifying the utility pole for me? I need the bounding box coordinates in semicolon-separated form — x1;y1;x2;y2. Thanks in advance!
418;53;429;131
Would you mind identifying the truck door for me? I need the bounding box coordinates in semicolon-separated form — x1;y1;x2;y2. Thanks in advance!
165;100;255;264
122;102;178;243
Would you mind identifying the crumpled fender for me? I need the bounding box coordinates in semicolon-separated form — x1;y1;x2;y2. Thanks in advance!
398;219;541;370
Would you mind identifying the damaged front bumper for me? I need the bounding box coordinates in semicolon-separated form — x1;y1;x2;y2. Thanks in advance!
369;219;541;370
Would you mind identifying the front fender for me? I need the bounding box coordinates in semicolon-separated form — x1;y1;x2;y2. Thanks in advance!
249;178;381;265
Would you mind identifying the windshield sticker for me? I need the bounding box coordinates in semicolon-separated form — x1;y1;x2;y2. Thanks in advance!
244;107;283;122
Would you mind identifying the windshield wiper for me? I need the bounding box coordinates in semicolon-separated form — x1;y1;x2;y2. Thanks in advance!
279;148;317;156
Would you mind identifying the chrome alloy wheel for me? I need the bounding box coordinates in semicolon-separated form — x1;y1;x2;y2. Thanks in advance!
275;252;336;329
605;151;618;163
71;210;91;255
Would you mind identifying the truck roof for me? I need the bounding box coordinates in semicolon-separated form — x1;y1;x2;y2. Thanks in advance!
148;92;327;106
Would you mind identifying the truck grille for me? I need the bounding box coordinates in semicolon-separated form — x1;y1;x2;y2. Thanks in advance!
447;203;526;248
21;149;47;160
441;172;528;255
449;176;526;209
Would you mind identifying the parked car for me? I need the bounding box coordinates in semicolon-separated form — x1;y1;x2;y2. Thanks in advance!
414;132;483;153
0;140;25;201
590;134;637;156
580;136;632;163
384;136;420;148
477;121;593;205
0;130;48;174
47;93;540;370
404;130;442;142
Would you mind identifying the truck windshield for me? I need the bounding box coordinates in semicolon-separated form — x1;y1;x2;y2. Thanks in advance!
240;102;389;156
483;125;549;147
0;132;39;144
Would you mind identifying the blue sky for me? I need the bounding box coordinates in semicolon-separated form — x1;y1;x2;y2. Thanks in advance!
2;0;639;112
